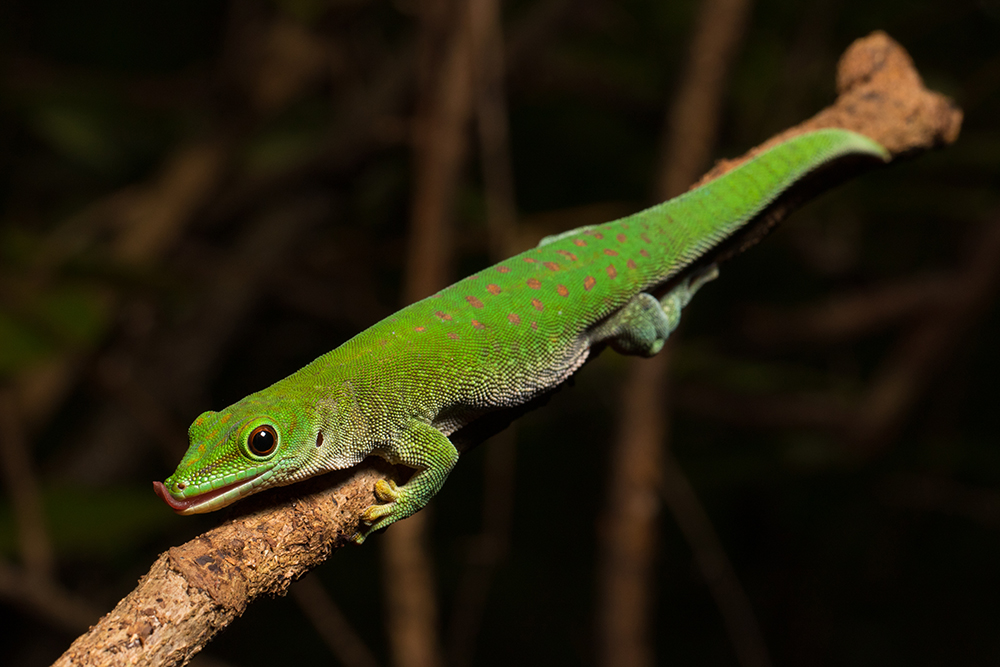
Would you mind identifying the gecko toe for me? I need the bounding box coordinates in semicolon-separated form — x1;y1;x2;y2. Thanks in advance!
373;479;400;503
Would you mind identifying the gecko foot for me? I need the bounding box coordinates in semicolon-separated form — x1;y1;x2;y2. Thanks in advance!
352;479;408;544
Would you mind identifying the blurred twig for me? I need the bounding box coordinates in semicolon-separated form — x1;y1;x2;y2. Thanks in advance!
291;574;381;667
742;274;954;346
598;354;666;667
599;0;766;666
656;0;756;199
0;388;54;579
680;213;1000;457
880;473;1000;529
383;0;479;665
447;3;519;664
854;216;1000;451
0;559;100;634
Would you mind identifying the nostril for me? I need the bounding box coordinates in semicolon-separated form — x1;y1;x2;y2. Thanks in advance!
177;482;186;490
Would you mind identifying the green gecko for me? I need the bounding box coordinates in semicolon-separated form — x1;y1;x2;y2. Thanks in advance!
154;128;889;543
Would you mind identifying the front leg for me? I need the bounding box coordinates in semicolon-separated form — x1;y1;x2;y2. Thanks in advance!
355;419;460;544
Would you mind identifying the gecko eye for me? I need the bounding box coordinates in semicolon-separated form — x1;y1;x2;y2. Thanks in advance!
248;425;278;457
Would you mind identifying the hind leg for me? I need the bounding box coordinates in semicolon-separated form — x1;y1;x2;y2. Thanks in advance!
590;264;719;356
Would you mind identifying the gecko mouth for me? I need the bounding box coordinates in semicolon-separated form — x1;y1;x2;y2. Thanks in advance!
153;472;266;515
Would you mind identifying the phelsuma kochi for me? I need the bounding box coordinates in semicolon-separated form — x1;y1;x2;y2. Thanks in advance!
155;129;889;543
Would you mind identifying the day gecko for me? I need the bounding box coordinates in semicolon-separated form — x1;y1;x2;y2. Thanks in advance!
155;129;889;543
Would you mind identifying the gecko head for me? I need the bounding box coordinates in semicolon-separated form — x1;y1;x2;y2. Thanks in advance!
154;392;324;515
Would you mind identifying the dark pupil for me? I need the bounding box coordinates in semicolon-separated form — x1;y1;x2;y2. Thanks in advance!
250;427;275;455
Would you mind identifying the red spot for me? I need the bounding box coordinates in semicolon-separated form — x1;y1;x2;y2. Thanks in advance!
487;283;502;295
616;233;627;242
593;232;604;240
530;321;538;330
557;284;569;297
497;265;511;273
639;248;650;257
606;264;617;279
415;326;426;332
471;319;486;330
544;261;560;271
666;215;674;224
640;233;651;243
531;298;544;311
524;257;537;263
469;275;479;280
508;313;521;325
447;332;459;340
436;311;453;321
584;276;596;291
466;295;484;308
627;259;637;270
573;239;587;247
604;248;618;256
556;250;578;261
527;278;541;289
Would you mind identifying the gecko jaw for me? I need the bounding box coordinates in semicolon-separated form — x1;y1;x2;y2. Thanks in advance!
153;471;267;515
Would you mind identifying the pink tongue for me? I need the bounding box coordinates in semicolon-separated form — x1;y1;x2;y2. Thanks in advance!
153;481;193;513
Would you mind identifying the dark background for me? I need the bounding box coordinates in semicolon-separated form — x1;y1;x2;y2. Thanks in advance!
1;0;998;665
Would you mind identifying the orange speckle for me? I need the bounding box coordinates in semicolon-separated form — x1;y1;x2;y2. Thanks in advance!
221;413;232;424
527;278;541;289
415;326;426;332
573;239;587;247
436;311;453;321
487;283;502;295
556;250;578;261
195;417;204;426
557;284;569;297
469;275;480;280
524;257;537;263
208;429;219;439
616;233;627;242
593;232;604;240
471;319;486;330
603;248;618;256
639;248;650;257
466;295;484;308
447;332;459;340
627;259;637;270
584;276;596;291
544;261;560;271
497;265;511;273
606;264;617;279
508;313;521;325
532;298;544;311
530;321;538;330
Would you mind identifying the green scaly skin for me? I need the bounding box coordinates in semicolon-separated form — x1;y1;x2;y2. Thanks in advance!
154;129;889;543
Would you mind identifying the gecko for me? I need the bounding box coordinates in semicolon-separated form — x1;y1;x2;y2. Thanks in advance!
154;128;890;543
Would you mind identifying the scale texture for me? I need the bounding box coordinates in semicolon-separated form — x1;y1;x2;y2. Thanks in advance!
155;129;889;542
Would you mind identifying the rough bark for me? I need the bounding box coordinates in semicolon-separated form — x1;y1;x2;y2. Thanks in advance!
51;31;961;667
